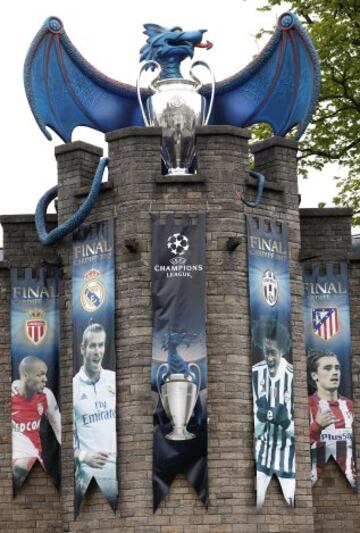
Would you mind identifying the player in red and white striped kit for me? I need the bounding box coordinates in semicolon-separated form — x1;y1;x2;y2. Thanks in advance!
307;349;356;489
11;356;61;490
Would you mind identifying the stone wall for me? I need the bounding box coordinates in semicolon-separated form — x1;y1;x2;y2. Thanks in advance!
0;128;357;532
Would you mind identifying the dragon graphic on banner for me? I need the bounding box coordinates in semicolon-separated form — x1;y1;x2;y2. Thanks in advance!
151;214;207;510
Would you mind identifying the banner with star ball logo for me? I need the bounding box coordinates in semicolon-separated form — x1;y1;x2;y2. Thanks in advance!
11;267;61;495
303;262;357;490
151;214;208;511
72;220;117;515
246;215;296;510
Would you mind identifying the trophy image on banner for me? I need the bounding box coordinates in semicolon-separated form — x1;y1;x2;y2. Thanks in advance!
156;330;201;440
151;214;208;510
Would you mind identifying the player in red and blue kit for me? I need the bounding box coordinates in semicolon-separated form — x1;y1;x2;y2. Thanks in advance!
11;356;61;490
308;349;356;489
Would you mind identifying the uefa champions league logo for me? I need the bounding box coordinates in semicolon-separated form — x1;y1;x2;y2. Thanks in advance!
167;233;189;265
167;233;189;255
153;232;202;278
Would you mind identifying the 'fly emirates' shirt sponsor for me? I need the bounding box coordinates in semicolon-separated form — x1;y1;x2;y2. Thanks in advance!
73;367;116;454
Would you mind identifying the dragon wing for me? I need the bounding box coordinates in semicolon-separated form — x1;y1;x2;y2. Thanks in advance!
203;12;320;139
24;17;146;142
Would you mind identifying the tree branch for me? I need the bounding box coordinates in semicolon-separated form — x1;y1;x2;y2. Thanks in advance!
299;137;360;160
312;106;358;122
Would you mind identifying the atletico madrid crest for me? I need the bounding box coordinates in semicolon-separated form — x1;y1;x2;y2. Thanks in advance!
312;307;340;341
25;309;47;345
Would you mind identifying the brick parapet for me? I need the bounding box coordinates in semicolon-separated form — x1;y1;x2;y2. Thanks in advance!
300;208;353;261
0;215;59;268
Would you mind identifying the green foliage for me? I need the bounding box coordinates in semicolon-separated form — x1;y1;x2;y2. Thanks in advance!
253;1;360;224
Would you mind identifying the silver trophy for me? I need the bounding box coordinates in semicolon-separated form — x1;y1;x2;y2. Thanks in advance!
157;362;201;440
137;60;215;176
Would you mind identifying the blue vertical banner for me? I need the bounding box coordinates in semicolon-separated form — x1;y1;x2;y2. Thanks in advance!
151;214;208;511
246;215;296;510
11;267;61;495
72;220;117;515
303;262;357;490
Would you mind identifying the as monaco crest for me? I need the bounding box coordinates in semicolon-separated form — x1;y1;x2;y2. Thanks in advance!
26;309;47;345
312;307;340;340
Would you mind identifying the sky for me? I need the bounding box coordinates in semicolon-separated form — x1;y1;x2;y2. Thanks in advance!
0;0;344;245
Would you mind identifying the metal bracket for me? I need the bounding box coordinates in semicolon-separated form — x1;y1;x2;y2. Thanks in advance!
226;237;241;251
125;238;139;253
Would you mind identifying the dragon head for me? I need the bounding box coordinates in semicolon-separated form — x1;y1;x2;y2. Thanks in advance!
140;24;212;77
161;328;198;352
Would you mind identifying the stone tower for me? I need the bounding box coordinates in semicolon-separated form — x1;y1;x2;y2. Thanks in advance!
0;127;359;532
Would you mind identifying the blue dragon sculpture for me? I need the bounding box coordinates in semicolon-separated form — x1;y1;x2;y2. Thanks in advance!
24;13;320;245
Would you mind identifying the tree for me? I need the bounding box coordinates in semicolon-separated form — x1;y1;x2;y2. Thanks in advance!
253;1;360;224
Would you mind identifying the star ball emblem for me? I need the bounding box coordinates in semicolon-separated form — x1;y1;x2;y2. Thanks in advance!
167;233;190;256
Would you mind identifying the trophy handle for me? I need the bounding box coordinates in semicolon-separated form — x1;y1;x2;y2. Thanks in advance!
188;362;201;399
189;60;215;125
136;60;161;126
156;362;170;415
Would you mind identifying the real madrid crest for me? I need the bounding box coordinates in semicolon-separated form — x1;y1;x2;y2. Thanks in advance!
81;269;105;313
25;309;47;345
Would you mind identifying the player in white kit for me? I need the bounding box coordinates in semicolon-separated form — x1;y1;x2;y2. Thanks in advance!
73;323;117;509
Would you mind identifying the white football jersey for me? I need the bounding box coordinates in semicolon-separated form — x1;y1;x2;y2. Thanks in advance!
73;367;116;454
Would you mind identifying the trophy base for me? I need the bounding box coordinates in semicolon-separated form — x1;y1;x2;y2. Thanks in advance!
165;167;193;177
165;427;196;441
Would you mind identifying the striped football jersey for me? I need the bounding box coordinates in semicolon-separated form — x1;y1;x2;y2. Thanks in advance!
252;357;296;478
309;392;356;488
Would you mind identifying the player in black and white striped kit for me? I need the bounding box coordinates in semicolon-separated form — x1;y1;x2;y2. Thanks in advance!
252;320;296;509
